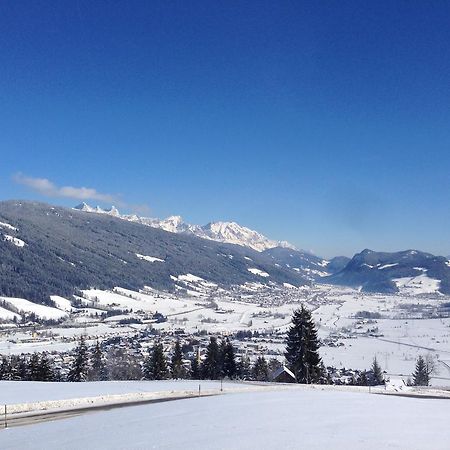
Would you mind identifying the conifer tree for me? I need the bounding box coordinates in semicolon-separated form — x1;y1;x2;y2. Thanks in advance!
38;352;54;381
29;353;41;381
237;355;252;380
285;305;321;383
252;356;269;381
68;336;89;382
221;339;237;379
201;337;221;379
413;355;429;386
190;354;200;380
171;340;185;379
89;341;107;381
358;370;368;386
144;342;168;380
371;356;384;385
0;356;12;380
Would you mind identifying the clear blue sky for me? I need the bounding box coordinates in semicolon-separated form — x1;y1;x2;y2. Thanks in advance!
1;1;449;258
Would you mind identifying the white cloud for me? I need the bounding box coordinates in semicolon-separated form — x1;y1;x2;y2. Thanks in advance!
13;173;123;205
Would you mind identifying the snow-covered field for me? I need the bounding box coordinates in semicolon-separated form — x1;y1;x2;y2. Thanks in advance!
1;384;449;449
0;297;68;320
0;380;235;405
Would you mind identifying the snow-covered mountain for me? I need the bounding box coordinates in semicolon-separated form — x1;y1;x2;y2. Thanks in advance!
74;203;295;252
324;249;450;295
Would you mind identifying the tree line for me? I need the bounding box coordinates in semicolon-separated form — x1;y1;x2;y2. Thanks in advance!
0;306;435;386
0;336;282;382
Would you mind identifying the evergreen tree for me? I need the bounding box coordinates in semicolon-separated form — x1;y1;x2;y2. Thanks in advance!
68;336;89;382
171;340;185;379
237;355;252;380
218;338;227;376
371;356;384;385
285;306;321;383
413;355;429;386
0;356;11;380
190;354;200;380
38;352;54;381
106;348;142;380
16;355;29;380
143;342;168;380
201;337;221;379
28;353;41;381
358;370;368;386
89;341;107;381
221;339;237;379
252;356;269;381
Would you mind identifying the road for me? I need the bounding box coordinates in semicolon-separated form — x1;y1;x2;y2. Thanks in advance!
3;392;215;429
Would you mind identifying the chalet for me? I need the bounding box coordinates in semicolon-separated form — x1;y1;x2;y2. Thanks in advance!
270;365;296;383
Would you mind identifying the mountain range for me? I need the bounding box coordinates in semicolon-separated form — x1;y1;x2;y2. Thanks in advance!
0;201;310;304
1;200;450;306
74;203;295;252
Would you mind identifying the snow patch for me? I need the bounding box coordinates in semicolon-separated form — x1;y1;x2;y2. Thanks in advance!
378;263;398;270
247;268;270;277
3;234;26;247
136;253;164;263
0;221;18;231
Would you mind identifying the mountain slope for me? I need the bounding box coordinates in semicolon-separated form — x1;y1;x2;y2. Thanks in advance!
324;249;450;294
0;201;309;304
262;247;329;280
74;203;295;252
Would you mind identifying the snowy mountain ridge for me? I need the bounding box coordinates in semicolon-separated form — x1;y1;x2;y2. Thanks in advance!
74;202;296;252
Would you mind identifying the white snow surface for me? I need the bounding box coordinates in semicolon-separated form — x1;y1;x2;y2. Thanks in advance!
378;263;398;270
135;253;164;263
0;297;68;320
2;234;26;247
0;380;236;405
0;220;18;231
1;385;449;449
247;268;270;277
50;296;73;312
0;305;21;321
393;274;441;295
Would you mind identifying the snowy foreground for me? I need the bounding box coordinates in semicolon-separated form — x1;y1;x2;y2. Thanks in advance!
1;381;450;449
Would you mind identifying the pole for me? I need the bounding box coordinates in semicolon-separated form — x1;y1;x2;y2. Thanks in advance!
198;384;201;397
4;404;7;429
221;378;223;392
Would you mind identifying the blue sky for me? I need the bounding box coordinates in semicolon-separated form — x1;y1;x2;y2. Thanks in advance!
1;1;449;257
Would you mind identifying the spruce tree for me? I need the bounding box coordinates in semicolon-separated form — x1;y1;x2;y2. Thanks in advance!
201;337;220;379
285;305;321;383
89;341;107;381
413;355;429;386
190;355;200;380
358;370;368;386
252;356;269;381
144;342;168;380
237;355;252;380
38;352;54;381
29;353;41;381
68;336;89;382
221;339;237;379
171;340;185;379
0;356;10;380
371;356;384;385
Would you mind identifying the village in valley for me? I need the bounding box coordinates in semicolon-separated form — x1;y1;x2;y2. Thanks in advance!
1;277;449;386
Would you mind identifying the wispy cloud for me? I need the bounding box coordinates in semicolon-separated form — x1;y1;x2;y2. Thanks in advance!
13;173;124;206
